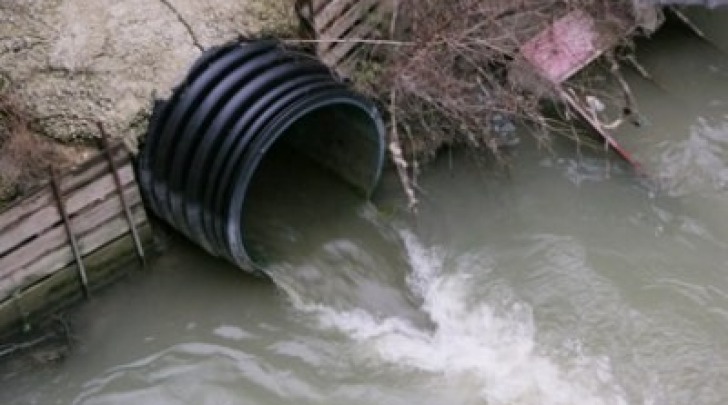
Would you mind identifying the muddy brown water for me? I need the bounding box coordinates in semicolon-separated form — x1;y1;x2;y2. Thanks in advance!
2;18;728;405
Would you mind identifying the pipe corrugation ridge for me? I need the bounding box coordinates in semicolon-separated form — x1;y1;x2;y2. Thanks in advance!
138;40;385;273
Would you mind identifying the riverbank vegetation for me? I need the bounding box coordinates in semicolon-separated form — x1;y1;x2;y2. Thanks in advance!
325;0;660;206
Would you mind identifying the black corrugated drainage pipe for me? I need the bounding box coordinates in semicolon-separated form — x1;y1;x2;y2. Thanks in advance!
138;40;386;273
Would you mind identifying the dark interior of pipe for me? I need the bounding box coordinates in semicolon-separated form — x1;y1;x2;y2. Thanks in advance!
241;104;382;266
279;103;384;195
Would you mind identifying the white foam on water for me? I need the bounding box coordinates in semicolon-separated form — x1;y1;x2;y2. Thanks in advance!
275;230;628;405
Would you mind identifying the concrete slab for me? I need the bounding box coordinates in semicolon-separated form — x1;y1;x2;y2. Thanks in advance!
0;0;292;146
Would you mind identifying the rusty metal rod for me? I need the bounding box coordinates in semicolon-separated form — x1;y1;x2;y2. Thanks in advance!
49;167;90;299
97;122;147;267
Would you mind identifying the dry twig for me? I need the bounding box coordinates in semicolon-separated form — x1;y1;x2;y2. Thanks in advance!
345;0;645;189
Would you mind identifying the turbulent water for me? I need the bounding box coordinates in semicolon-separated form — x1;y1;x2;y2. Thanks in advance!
3;17;728;405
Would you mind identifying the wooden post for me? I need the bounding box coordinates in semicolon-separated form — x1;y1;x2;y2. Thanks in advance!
49;168;90;299
97;122;147;268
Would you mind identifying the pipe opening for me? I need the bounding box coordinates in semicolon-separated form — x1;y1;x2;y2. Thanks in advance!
137;41;386;274
242;103;384;267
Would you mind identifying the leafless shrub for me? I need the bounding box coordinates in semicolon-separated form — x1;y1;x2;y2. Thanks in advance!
343;0;646;206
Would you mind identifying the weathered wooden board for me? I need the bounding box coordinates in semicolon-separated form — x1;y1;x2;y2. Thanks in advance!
0;142;150;335
0;145;130;253
0;182;142;289
0;144;128;232
312;0;389;71
0;162;135;257
0;224;153;335
319;0;379;43
0;202;146;301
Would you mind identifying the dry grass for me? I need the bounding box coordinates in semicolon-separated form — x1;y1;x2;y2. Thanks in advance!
330;0;649;206
0;92;67;206
365;1;638;152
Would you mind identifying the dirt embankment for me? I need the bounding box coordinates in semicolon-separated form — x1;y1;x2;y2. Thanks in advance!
0;0;293;206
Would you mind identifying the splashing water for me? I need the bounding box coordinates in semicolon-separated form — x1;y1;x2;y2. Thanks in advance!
271;227;627;405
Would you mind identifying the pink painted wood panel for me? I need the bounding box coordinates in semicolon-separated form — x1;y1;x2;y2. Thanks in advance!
520;9;600;84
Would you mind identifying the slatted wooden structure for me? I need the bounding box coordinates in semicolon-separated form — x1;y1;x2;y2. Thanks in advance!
0;140;152;334
308;0;390;72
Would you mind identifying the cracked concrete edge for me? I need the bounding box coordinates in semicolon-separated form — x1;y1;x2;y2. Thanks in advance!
0;0;294;147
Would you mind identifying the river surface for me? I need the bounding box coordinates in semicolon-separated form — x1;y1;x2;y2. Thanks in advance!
3;18;728;405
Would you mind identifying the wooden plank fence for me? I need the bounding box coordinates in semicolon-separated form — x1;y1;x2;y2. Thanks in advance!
306;0;650;174
0;137;152;334
306;0;390;73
